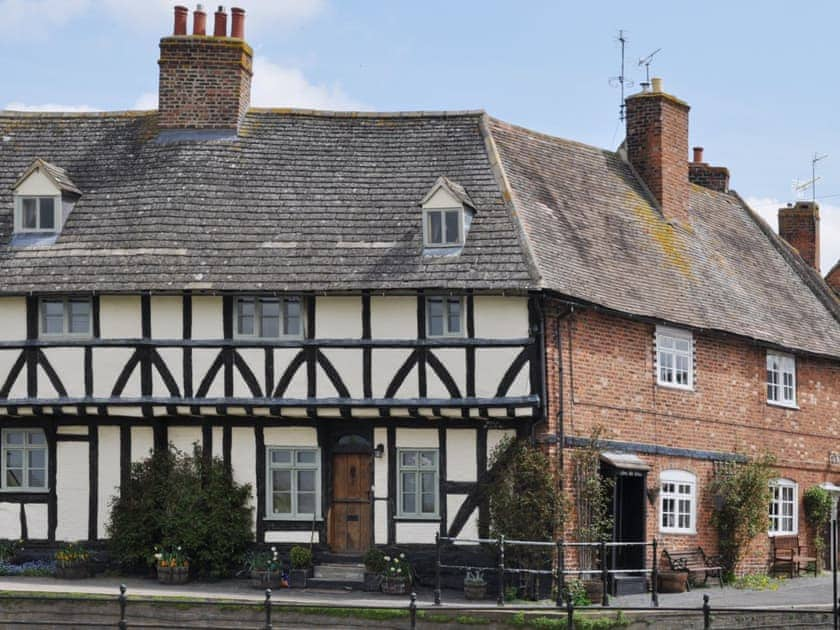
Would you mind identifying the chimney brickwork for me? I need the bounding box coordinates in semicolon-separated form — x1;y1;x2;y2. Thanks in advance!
158;6;253;131
625;80;691;225
826;263;840;294
778;201;820;271
689;146;730;193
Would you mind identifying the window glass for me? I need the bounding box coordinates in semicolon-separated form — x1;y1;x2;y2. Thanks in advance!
238;298;255;335
767;353;796;406
428;298;444;337
768;479;797;534
39;198;55;230
656;327;693;389
660;471;696;533
42;300;64;334
428;211;443;244
267;447;320;519
68;299;90;334
447;298;461;334
284;298;301;336
444;210;460;244
236;297;303;338
427;297;463;337
398;448;439;517
22;199;37;229
260;299;280;338
2;429;48;491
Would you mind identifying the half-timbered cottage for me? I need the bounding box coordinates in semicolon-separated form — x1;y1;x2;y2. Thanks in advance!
2;6;840;581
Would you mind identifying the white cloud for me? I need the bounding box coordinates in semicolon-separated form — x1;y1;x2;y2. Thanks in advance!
0;0;326;36
3;101;99;112
745;195;840;275
131;56;363;113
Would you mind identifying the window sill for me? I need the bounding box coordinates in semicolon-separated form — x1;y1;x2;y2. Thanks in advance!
395;516;440;522
0;488;49;494
656;382;694;392
263;516;323;522
659;529;697;536
766;401;799;411
768;530;798;537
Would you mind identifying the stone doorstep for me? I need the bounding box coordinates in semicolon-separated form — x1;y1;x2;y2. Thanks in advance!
312;563;365;582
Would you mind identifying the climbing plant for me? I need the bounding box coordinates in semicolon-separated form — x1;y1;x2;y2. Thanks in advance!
803;485;832;571
570;428;614;572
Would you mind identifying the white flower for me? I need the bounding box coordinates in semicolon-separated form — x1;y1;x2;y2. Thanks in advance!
384;556;391;562
154;553;162;560
390;567;395;573
177;546;182;551
271;546;276;552
399;553;405;559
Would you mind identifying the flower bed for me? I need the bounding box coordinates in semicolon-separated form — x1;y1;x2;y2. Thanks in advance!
0;560;55;577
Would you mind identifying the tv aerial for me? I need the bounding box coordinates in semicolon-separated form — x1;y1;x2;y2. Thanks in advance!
792;152;828;201
609;30;634;122
638;48;662;89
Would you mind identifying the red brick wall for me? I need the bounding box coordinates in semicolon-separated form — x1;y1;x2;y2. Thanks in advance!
689;163;729;193
625;91;690;225
158;36;253;130
827;264;840;295
541;303;840;574
778;202;820;272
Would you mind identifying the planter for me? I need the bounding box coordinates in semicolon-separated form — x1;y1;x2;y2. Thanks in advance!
289;568;309;588
381;576;410;595
157;565;190;585
464;583;487;600
583;579;604;603
657;571;688;594
55;563;88;580
250;569;280;589
363;571;382;592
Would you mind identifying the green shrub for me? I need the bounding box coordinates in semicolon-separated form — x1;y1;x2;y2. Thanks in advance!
290;545;313;569
107;445;253;578
804;486;832;571
733;572;781;591
363;548;386;573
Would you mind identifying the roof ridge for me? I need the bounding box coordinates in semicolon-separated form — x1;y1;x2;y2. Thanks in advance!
247;107;486;118
0;110;155;118
488;116;621;157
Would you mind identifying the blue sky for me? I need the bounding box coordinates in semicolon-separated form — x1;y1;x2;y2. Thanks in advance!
2;0;839;271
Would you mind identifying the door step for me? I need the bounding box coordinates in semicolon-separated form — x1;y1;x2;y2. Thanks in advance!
312;563;365;583
611;574;648;596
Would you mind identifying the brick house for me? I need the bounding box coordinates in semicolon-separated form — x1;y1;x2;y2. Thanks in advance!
0;5;838;585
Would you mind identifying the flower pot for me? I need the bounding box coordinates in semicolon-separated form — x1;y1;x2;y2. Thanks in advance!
381;576;410;595
464;583;487;600
289;568;308;588
250;569;280;589
157;565;190;585
55;563;88;579
363;571;382;592
657;571;688;594
583;579;604;603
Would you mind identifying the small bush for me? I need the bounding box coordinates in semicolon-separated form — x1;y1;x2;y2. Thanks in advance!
107;445;253;578
0;539;22;563
804;486;832;570
733;572;782;591
363;548;386;573
290;545;313;569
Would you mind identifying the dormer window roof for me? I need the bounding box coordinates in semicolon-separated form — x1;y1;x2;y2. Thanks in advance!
420;176;475;254
11;158;80;240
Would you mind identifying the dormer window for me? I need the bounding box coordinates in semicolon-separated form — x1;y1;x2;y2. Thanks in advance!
12;158;81;238
419;176;475;254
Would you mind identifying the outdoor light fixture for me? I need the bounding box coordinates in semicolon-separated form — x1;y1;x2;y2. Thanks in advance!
374;443;385;458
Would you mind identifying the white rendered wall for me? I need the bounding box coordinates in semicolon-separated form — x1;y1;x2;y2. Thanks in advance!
192;297;223;339
423;186;461;209
93;348;138;397
475;348;528;397
318;349;362;399
315;297;361;338
57;425;88;436
273;349;307;398
487;429;516;461
473;296;528;338
41;348;85;398
396;428;438;448
446;429;477;482
15;168;59;196
371;297;415;339
152;348;183;397
396;522;438;544
212;426;224;460
168;426;202;455
265;530;320;544
192;349;223;398
98;426;121;537
26;504;48;539
427;348;465;398
447;494;479;541
263;427;317;447
131;426;154;462
56;441;89;540
0;504;20;539
151;296;182;338
0;298;26;340
0;351;25;399
100;296;141;339
234;348;264;397
231;427;257;537
372;350;415;398
374;501;388;544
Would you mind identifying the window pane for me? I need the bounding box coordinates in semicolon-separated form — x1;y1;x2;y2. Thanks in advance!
29;449;45;468
297;470;316;492
284;299;301;336
401;451;417;467
402;493;416;514
273;492;291;514
6;450;23;468
428;297;444;336
6;431;24;445
39;198;55;230
6;470;22;487
237;299;255;335
271;449;291;465
421;493;435;513
444;211;459;244
296;450;316;465
28;469;45;488
675;338;690;352
272;470;291;492
298;492;316;514
447;299;461;333
420;471;435;493
42;300;64;334
428;211;442;244
22;198;37;229
419;451;436;467
401;471;416;493
69;300;90;334
261;314;280;338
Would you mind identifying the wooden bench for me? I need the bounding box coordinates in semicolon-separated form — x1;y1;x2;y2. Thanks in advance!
662;547;723;590
771;536;817;578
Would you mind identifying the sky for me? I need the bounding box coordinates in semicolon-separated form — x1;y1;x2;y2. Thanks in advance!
2;0;839;273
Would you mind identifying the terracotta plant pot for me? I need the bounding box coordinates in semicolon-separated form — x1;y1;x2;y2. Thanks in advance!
583;579;604;603
464;583;487;600
363;571;382;592
250;569;280;589
381;576;410;595
657;571;688;593
157;565;189;585
55;563;88;579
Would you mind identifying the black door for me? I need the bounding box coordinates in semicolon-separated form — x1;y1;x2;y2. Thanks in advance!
602;464;647;572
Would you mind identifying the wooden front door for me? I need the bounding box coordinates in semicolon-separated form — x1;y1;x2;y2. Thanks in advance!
329;453;372;553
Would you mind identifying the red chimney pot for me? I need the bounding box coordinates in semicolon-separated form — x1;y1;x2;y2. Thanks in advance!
231;7;245;39
193;4;207;36
214;6;227;37
693;146;704;163
173;5;188;35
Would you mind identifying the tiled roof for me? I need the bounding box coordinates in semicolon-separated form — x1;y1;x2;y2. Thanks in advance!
488;117;840;358
13;158;83;196
0;110;533;293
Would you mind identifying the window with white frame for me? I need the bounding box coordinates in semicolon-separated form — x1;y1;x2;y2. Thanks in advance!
767;352;796;407
236;297;302;339
659;470;696;534
15;196;58;233
426;296;463;337
768;478;797;535
424;208;463;246
656;326;693;389
39;297;92;337
266;447;321;520
397;449;438;518
2;429;48;491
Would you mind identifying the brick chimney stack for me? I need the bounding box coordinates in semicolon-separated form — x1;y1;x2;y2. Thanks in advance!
778;201;821;271
625;78;691;225
158;5;253;133
689;145;730;193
